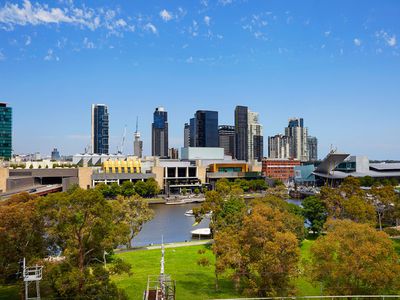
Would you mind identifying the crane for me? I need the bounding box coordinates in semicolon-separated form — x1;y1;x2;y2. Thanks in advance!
117;125;127;154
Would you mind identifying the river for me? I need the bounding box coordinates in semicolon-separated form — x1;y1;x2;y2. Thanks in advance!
132;199;302;247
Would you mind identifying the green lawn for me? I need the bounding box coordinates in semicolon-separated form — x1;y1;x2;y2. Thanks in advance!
113;245;238;300
112;240;319;300
0;285;19;300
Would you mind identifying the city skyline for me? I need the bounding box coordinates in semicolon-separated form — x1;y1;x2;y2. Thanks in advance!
0;0;399;159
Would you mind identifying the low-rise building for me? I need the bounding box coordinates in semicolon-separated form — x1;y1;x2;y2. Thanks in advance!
262;158;301;182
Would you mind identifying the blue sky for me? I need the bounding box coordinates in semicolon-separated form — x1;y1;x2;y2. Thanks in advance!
0;0;399;159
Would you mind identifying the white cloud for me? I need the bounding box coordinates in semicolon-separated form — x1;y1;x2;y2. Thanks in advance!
376;30;396;47
144;22;157;34
353;38;362;46
186;56;193;63
83;37;95;49
219;0;233;5
188;20;199;37
44;48;59;61
0;0;135;35
324;31;331;37
25;35;31;45
159;9;172;22
204;15;211;26
0;49;5;61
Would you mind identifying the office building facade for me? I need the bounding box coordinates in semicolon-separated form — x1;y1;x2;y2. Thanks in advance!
184;123;190;148
268;134;292;159
235;106;249;161
51;148;61;161
134;132;143;158
152;107;169;157
218;125;236;158
285;118;308;162
91;104;109;155
307;136;318;162
0;103;12;159
248;111;263;162
190;110;219;147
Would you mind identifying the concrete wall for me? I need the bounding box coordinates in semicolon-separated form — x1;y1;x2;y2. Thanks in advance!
181;147;225;160
78;167;93;190
152;166;165;190
0;168;8;193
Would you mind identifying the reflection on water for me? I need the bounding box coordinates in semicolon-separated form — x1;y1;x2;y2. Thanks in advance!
132;203;210;247
133;199;302;247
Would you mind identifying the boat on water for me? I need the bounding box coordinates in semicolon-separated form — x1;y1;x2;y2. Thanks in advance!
184;209;194;217
185;210;212;218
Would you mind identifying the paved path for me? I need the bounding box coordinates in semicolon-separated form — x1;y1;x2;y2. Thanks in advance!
115;239;213;253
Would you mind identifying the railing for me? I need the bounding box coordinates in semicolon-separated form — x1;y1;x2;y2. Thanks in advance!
24;266;43;282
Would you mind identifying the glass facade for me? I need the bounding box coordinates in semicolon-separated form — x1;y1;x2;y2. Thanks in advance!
194;110;218;147
92;104;109;154
235;105;248;161
218;125;236;158
152;107;168;157
0;103;12;159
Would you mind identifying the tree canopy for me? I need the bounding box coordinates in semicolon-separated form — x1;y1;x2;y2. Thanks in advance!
309;219;400;295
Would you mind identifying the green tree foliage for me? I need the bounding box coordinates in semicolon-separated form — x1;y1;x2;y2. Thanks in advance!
113;195;154;249
302;196;327;235
134;180;147;197
371;185;399;230
213;203;301;297
145;178;160;197
0;193;47;282
120;181;135;197
320;177;376;226
37;188;130;297
309;219;400;295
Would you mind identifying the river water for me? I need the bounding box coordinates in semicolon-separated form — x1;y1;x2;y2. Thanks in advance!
132;203;210;247
132;199;302;247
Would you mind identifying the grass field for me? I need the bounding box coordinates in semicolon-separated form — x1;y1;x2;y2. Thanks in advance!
112;240;320;300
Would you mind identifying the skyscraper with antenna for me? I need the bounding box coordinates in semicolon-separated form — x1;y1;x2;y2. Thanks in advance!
134;116;143;158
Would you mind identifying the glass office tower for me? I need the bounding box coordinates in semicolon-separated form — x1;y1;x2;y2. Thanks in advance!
235;105;248;161
152;107;169;157
91;104;109;154
193;110;219;147
0;103;12;159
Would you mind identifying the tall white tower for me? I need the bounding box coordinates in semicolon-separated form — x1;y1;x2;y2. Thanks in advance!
134;117;143;158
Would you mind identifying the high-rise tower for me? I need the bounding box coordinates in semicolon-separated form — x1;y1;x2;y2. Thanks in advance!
0;102;12;159
134;117;143;158
152;107;168;157
91;104;109;154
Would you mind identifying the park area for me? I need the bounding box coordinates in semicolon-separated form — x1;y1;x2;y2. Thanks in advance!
2;239;400;299
112;240;320;300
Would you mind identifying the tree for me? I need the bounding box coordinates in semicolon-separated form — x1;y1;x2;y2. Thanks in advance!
320;180;376;226
134;180;147;197
371;185;398;230
145;178;160;197
302;196;327;235
309;219;400;295
0;193;47;282
108;182;121;198
113;195;154;249
120;181;135;197
193;191;224;234
215;178;231;196
95;183;111;198
213;203;301;297
37;188;130;296
360;176;374;187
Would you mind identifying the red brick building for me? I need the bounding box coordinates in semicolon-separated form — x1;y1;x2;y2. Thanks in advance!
262;158;301;182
